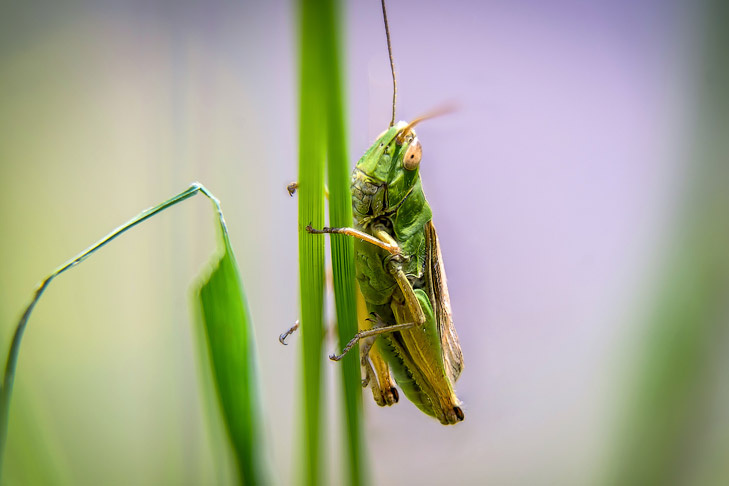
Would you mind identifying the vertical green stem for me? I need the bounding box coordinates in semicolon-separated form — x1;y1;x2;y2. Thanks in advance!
297;0;327;484
320;0;368;485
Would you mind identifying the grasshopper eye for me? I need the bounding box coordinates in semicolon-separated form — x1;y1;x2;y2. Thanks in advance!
403;138;422;170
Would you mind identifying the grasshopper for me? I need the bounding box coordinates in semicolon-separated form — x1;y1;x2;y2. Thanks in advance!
302;0;465;425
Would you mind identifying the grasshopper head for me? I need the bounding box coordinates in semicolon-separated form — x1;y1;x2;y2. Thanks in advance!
354;106;453;215
354;121;423;214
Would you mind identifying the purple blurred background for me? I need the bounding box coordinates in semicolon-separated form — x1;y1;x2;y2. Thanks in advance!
0;0;702;484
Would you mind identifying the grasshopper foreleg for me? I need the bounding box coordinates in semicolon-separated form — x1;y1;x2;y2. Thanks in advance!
371;225;428;326
305;225;400;255
327;227;427;360
388;263;427;326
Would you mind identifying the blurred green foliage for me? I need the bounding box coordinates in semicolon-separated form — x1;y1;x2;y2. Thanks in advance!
606;0;729;484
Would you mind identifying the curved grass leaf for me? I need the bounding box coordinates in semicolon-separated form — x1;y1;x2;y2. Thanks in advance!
0;183;268;485
196;232;268;486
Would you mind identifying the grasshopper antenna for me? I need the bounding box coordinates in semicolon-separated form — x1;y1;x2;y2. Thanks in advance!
381;0;396;128
396;103;459;143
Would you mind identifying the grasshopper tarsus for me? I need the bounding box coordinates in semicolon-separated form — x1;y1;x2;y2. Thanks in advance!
334;321;416;362
331;335;358;360
306;225;333;235
278;320;300;345
286;181;298;197
365;312;382;327
374;386;399;407
305;225;401;255
454;406;464;422
286;181;330;199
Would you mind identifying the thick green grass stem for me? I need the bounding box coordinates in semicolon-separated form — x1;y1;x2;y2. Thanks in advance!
320;0;368;484
297;0;328;484
297;0;367;483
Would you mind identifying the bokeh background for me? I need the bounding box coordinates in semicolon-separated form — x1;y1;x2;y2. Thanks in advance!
1;0;727;484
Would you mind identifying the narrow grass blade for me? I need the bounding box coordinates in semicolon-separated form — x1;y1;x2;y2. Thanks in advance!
606;1;729;484
196;223;267;485
0;183;202;474
320;0;368;484
297;0;327;484
0;183;269;484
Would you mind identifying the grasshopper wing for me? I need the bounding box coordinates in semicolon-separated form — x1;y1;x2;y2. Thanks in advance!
425;220;464;385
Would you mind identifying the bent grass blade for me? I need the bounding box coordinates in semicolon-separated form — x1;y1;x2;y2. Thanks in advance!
0;183;268;485
196;230;268;486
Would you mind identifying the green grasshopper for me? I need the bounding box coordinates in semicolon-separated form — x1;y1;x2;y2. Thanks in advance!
303;0;464;425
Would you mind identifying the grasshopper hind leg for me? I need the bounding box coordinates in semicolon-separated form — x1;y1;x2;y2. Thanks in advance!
360;335;399;406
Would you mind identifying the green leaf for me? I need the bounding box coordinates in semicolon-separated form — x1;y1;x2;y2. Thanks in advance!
197;234;268;486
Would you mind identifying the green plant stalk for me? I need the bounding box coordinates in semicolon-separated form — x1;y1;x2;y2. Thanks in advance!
319;0;367;484
0;182;223;475
297;0;327;484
